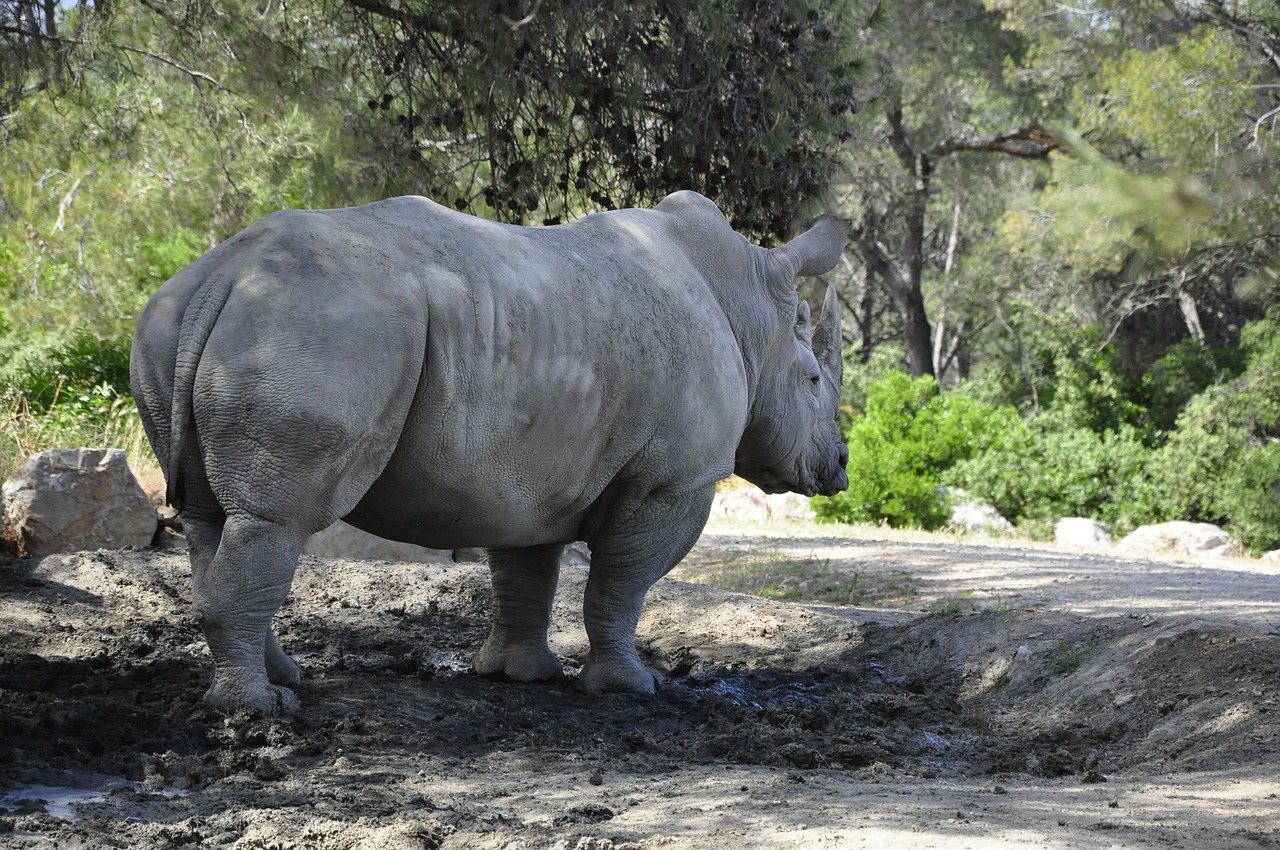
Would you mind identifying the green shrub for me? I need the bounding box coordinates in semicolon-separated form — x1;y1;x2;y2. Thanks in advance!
1136;339;1245;434
1221;441;1280;552
968;317;1143;436
1131;387;1245;527
1;330;133;423
813;373;1021;529
948;412;1153;532
0;329;153;482
841;343;906;412
1130;311;1280;550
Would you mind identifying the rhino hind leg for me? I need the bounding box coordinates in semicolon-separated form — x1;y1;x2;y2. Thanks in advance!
180;463;301;697
579;485;716;694
473;544;565;682
190;512;305;715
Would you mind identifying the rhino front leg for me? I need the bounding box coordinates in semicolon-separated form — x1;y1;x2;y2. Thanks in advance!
474;544;565;682
191;513;304;714
580;485;715;693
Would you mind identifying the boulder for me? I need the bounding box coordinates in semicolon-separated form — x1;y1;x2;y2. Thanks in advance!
562;540;592;566
1263;549;1280;563
303;520;454;562
938;486;1014;536
302;521;594;566
710;489;815;523
1054;517;1112;549
2;448;157;555
1116;521;1242;559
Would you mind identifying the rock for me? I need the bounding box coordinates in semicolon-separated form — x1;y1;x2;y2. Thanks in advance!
1054;517;1112;548
563;540;592;566
938;486;1014;535
1262;549;1280;563
302;521;593;566
2;447;157;555
1116;521;1242;559
302;521;455;563
710;489;815;523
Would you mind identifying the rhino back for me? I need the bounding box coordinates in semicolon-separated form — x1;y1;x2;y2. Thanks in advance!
339;198;751;547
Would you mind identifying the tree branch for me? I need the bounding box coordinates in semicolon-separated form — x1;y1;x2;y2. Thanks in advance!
1204;0;1280;76
0;26;232;92
343;0;416;24
116;44;232;92
928;125;1059;160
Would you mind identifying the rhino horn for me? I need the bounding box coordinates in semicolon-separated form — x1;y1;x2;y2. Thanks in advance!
771;215;850;279
811;282;843;376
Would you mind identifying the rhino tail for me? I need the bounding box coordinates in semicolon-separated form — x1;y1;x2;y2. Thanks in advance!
166;272;237;510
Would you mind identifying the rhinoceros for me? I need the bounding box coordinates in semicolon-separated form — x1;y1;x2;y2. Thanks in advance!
131;190;849;714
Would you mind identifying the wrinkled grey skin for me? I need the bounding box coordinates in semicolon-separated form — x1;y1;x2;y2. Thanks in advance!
131;190;849;714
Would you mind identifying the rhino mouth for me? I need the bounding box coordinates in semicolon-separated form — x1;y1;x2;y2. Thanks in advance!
801;450;849;498
816;466;849;497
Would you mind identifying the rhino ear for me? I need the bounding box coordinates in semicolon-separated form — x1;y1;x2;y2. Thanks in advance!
795;299;812;342
772;215;850;279
811;282;843;376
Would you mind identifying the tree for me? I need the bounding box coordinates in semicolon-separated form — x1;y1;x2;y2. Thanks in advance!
834;0;1058;379
334;0;862;239
0;0;376;356
993;0;1280;371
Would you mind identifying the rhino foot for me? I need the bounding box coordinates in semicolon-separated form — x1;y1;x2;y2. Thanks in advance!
578;657;663;694
203;679;299;716
265;633;302;688
473;640;564;682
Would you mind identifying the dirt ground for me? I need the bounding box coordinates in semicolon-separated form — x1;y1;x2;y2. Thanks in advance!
1;518;1278;849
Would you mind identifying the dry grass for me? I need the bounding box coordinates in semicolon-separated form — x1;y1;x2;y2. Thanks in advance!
0;393;161;493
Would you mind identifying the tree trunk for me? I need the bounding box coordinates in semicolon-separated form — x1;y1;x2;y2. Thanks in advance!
897;284;935;377
855;225;934;377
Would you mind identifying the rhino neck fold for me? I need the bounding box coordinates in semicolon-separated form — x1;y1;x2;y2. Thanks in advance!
718;246;789;427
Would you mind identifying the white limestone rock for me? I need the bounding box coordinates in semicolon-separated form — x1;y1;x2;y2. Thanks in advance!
1054;517;1112;549
938;486;1014;535
710;489;816;523
2;447;157;555
1116;521;1242;559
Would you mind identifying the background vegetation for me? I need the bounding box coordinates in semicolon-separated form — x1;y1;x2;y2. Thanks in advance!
2;0;1277;551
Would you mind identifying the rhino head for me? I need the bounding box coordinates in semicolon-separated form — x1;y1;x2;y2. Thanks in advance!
734;217;849;498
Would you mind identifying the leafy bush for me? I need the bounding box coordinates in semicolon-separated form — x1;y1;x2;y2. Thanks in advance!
840;343;907;412
813;373;1021;529
947;412;1153;533
966;317;1143;436
1135;339;1245;434
1220;442;1280;552
0;330;151;483
1130;310;1280;550
1;331;133;423
1131;387;1246;527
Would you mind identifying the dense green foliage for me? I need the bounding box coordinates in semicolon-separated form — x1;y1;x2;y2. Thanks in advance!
818;310;1280;552
1;0;1277;551
812;373;1018;528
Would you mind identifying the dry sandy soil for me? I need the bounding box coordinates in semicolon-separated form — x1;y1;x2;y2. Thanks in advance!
1;518;1278;849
